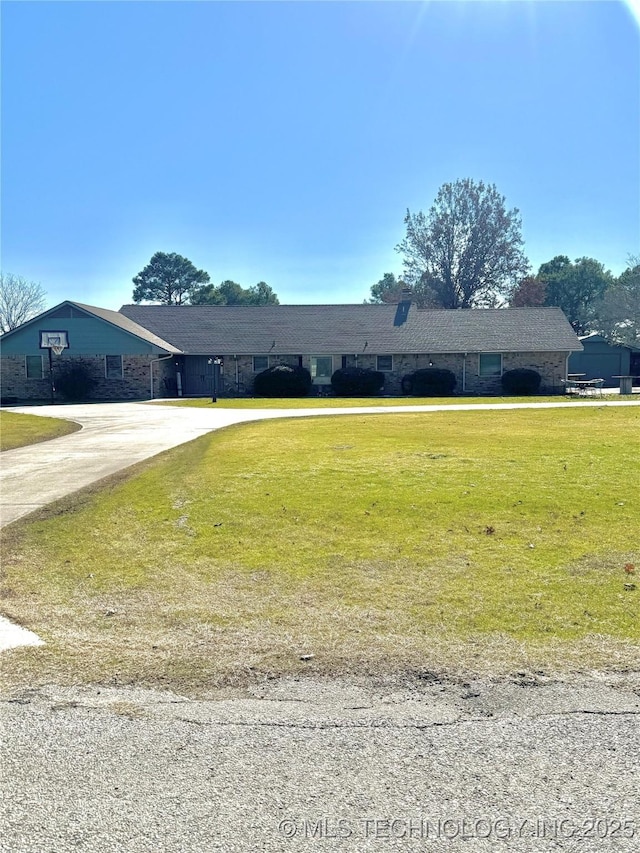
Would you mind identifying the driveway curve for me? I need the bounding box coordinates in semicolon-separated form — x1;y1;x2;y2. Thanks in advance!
2;398;639;528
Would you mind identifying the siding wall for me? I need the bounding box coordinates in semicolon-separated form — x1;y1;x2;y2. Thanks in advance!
568;338;631;386
0;315;161;356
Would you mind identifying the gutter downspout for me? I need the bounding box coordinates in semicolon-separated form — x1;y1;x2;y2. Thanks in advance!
150;353;175;400
462;353;467;393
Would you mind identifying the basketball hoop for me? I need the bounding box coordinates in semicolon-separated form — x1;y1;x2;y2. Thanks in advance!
40;330;70;352
39;330;70;404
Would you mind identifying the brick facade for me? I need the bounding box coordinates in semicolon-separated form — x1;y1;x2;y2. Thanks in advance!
1;354;177;402
1;349;568;402
214;351;568;397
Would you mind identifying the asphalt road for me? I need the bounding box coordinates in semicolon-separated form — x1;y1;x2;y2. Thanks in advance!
2;400;639;852
1;675;639;853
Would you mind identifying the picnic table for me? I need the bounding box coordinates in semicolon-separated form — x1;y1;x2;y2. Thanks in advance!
563;377;605;396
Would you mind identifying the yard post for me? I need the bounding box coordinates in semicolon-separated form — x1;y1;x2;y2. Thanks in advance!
210;357;222;403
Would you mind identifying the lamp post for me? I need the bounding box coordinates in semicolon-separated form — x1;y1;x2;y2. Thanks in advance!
209;357;222;403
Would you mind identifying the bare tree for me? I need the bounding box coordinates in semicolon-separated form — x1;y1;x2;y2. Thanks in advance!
397;179;529;309
0;273;47;333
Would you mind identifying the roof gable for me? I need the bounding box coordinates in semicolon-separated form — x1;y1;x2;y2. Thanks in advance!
1;301;181;354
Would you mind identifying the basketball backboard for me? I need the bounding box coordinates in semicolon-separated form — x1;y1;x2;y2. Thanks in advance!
39;331;69;354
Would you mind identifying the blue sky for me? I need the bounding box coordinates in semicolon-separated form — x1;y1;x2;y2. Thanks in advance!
2;1;638;310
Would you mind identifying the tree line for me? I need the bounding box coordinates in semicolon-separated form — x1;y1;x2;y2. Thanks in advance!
0;256;280;332
368;178;638;345
131;251;279;307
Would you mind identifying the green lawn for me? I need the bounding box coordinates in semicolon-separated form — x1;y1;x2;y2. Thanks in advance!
1;406;638;694
0;410;80;451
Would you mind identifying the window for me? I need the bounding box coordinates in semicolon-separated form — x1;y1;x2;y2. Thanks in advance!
377;355;393;372
105;355;123;379
253;356;269;372
26;355;44;379
310;356;333;381
479;353;502;377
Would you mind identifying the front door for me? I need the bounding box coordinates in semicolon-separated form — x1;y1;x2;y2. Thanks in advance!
310;355;333;385
182;356;213;396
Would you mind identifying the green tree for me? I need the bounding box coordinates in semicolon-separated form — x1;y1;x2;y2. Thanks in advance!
132;252;210;305
217;280;246;305
538;255;614;333
188;283;225;305
367;272;439;308
246;281;279;306
594;256;640;345
0;272;47;332
367;273;405;304
191;280;279;306
396;179;529;309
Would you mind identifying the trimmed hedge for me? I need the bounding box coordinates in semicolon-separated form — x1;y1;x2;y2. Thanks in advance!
501;368;541;395
253;364;312;397
55;360;97;401
405;368;457;396
330;367;384;397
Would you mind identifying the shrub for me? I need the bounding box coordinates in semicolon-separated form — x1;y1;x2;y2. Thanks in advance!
253;364;312;397
330;367;384;397
401;374;414;395
55;360;97;401
408;368;457;396
501;368;541;395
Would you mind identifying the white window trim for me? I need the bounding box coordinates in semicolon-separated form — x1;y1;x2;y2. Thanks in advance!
253;355;269;372
25;354;44;379
105;355;124;379
478;352;503;377
377;355;394;372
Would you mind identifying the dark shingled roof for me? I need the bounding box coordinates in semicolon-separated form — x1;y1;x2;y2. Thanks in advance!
73;303;181;353
119;303;582;355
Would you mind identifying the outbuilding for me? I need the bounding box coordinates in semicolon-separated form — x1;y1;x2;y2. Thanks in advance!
568;333;640;387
